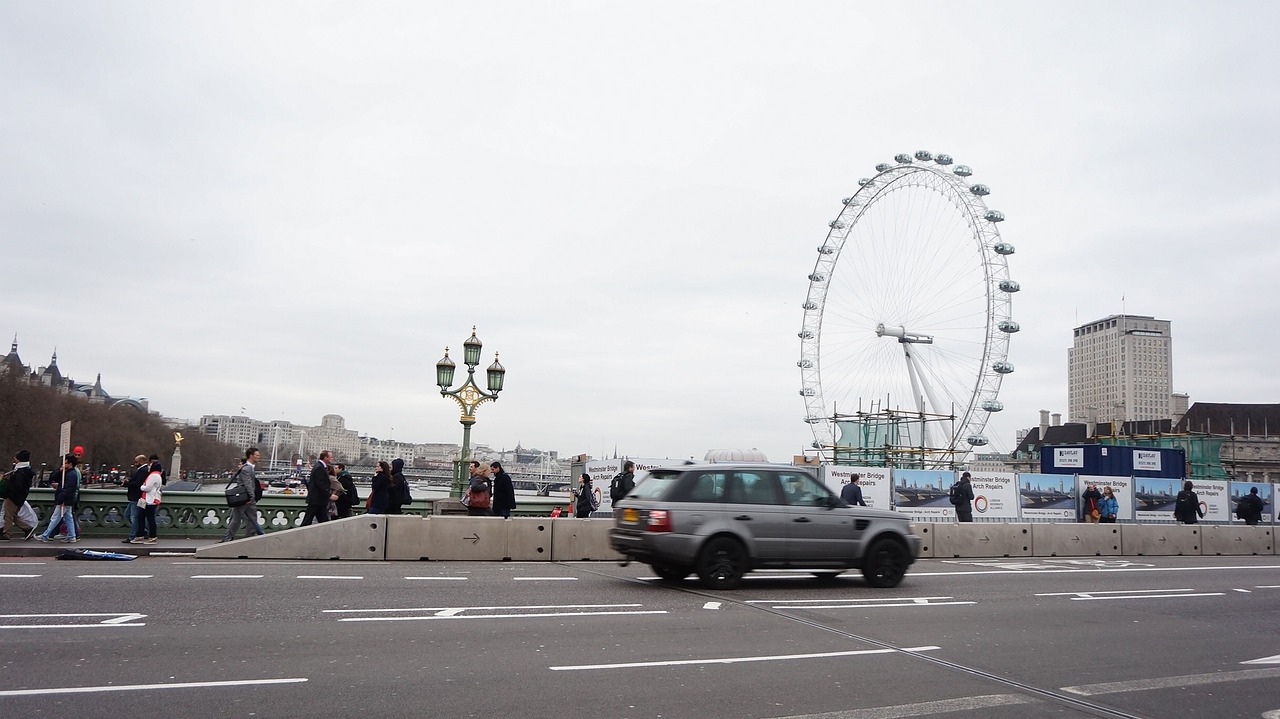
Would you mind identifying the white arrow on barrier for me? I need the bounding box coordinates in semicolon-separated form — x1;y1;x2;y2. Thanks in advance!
1242;654;1280;665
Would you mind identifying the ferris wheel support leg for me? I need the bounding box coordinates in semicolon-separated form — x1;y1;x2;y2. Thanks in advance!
902;343;948;450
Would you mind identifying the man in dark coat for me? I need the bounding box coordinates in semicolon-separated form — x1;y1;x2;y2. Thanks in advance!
2;450;37;540
335;463;359;518
610;461;637;505
1238;487;1266;526
952;472;975;523
489;461;516;518
123;454;150;543
301;450;336;526
840;473;867;507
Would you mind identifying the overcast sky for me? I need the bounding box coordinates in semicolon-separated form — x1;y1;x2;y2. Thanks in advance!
4;1;1278;463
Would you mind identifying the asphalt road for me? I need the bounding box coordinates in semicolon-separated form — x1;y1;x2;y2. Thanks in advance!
2;554;1278;718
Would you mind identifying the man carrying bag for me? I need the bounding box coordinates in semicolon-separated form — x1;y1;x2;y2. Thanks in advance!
222;448;265;542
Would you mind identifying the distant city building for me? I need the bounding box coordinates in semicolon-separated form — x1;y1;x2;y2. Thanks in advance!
1068;314;1177;425
1;336;149;411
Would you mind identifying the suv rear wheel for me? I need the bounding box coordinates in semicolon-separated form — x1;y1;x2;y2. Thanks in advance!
696;537;748;589
861;537;909;588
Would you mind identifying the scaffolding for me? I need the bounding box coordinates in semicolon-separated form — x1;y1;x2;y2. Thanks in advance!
826;406;966;469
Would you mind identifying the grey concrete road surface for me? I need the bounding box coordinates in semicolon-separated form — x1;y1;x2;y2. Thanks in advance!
1;555;1278;718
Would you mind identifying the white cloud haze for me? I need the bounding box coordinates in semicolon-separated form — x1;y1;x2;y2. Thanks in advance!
3;1;1278;462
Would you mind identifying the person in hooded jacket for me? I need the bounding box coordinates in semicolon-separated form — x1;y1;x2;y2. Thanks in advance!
388;458;411;514
574;473;596;518
2;450;37;540
489;461;516;518
35;454;81;543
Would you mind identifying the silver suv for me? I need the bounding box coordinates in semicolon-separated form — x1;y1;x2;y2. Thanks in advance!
609;463;920;589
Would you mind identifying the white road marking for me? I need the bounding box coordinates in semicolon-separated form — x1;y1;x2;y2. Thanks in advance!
551;645;939;671
1242;654;1280;665
0;677;307;697
512;576;577;581
1062;667;1280;695
0;574;40;578
1257;585;1280;589
747;596;956;604
703;602;721;610
762;693;1040;718
325;603;642;614
296;575;363;580
1263;711;1280;719
341;609;667;622
773;596;972;606
1072;593;1224;601
1232;588;1252;593
1036;588;1195;596
0;612;147;629
77;575;152;579
191;575;265;579
405;576;468;581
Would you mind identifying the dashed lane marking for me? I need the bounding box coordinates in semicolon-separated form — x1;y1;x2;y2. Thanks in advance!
550;645;940;671
1063;667;1280;695
76;575;152;579
405;576;468;580
325;603;664;622
0;677;307;697
0;574;40;578
191;575;265;579
1035;588;1224;601
748;596;975;610
512;576;577;581
296;575;363;580
703;602;721;610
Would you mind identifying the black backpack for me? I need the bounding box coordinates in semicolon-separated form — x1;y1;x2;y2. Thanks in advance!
1235;501;1246;520
396;473;413;505
1175;492;1194;517
948;481;963;505
610;473;627;503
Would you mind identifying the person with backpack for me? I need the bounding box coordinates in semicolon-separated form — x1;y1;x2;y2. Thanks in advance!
1174;480;1205;524
574;473;598;518
34;454;81;543
1;450;37;541
610;461;636;505
1236;487;1266;526
949;472;975;522
389;458;413;514
334;463;359;518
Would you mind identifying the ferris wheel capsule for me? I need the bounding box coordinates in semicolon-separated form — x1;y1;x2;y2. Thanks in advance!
953;165;973;177
966;435;989;447
934;154;953;165
858;178;872;186
875;163;893;172
994;242;1015;255
894;153;914;164
992;361;1015;374
998;320;1020;333
984;210;1005;222
981;400;1004;412
914;150;933;161
970;184;991;196
999;280;1020;292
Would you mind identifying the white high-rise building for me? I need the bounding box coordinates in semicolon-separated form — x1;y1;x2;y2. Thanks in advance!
1067;314;1174;425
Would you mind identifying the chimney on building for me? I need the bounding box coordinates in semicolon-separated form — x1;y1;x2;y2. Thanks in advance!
1052;413;1062;427
1039;410;1050;444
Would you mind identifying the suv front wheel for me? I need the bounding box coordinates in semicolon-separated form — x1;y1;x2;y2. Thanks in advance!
696;537;748;589
861;537;909;588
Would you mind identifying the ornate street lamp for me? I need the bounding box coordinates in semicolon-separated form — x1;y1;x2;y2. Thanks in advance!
436;327;507;497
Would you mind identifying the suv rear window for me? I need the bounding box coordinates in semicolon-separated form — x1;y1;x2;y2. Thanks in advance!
629;470;681;500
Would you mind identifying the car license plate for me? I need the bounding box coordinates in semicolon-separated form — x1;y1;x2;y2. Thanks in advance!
623;508;639;523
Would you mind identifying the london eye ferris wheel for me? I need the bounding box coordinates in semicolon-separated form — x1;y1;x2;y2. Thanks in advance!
798;151;1018;461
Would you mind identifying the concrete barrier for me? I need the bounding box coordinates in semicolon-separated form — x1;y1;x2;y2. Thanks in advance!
1120;524;1202;556
507;518;553;560
932;523;1033;558
1031;523;1122;556
384;514;432;560
195;515;387;560
910;523;935;558
420;516;509;560
1201;525;1275;555
550;518;623;561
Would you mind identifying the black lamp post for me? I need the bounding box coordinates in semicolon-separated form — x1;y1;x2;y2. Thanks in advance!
436;327;507;497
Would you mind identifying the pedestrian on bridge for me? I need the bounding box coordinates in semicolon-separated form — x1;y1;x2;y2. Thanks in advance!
1;450;37;540
490;461;516;518
840;474;866;507
369;461;394;514
1174;481;1204;525
222;448;265;542
301;451;336;526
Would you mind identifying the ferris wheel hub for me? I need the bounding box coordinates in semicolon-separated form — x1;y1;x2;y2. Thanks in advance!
875;323;934;344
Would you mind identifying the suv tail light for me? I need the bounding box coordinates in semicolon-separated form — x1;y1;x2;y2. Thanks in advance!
646;509;673;532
